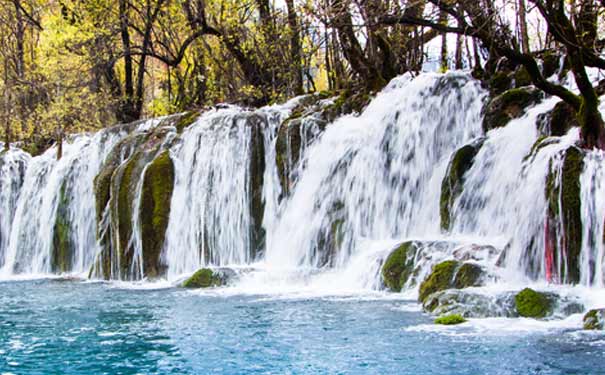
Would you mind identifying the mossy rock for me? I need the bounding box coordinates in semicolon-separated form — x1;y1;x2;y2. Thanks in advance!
440;140;484;231
513;66;532;88
419;261;486;304
488;71;513;95
381;242;418;292
139;151;174;278
453;263;484;289
548;102;578;137
482;88;543;132
51;182;73;273
435;313;467;325
174;110;200;133
182;268;224;288
418;261;458;303
248;115;267;259
545;146;584;283
583;309;605;330
514;288;554;318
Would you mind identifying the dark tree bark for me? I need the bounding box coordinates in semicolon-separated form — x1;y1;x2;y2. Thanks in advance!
285;0;303;95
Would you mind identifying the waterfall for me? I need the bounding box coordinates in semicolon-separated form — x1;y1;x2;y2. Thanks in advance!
0;71;604;290
162;105;290;278
0;147;30;267
264;73;485;270
0;129;126;276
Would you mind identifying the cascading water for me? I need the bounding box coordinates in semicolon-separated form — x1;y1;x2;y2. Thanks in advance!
162;105;290;279
0;129;126;276
264;73;486;272
0;146;30;267
0;71;603;294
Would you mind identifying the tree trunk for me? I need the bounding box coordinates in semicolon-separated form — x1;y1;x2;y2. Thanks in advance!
439;10;448;72
285;0;303;95
518;0;530;54
118;0;137;122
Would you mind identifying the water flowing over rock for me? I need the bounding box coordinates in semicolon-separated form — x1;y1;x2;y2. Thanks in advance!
0;71;604;302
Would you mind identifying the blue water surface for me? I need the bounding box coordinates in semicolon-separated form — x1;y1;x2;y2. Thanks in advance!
0;279;603;374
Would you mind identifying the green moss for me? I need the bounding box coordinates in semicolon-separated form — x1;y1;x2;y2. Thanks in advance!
435;313;467;325
583;309;605;330
51;182;73;273
140;151;174;278
514;288;553;318
545;146;584;283
488;71;512;95
482;88;542;132
549;102;578;137
541;51;561;78
182;268;223;288
513;66;532;87
418;260;458;303
440;142;482;231
175;111;199;133
381;242;416;292
453;263;483;289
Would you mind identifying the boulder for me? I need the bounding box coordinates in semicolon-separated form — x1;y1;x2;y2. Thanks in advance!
381;242;419;292
418;260;486;303
583;309;605;330
482;87;543;132
514;288;554;318
181;268;235;288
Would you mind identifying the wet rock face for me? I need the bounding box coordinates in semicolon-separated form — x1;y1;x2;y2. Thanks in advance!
583;309;605;330
92;124;177;280
440;139;484;231
139;151;174;278
545;146;584;284
482;87;543;132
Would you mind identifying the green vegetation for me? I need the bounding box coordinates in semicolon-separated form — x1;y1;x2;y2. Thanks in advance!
434;314;467;325
381;242;417;292
583;309;605;330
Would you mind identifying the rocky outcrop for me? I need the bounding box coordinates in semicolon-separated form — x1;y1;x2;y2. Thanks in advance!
424;290;517;317
381;241;498;293
91;122;177;280
139;151;174;278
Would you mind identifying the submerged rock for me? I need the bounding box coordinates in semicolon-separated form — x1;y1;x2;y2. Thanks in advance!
514;288;554;318
583;309;605;330
424;289;517;317
482;87;543;132
181;268;235;288
434;313;466;325
440;139;484;231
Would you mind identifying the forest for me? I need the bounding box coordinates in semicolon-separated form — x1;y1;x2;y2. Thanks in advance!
1;0;604;155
